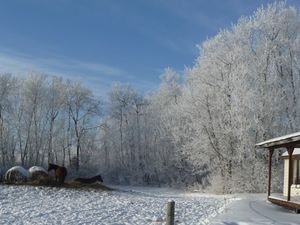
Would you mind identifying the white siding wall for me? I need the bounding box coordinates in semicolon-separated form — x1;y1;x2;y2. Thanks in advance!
283;159;289;196
283;159;300;196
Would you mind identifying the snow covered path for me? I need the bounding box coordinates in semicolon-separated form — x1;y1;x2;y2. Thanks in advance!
210;194;300;225
0;185;230;225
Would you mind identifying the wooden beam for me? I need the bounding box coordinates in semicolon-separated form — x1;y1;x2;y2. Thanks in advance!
268;196;300;211
287;146;294;201
268;148;274;197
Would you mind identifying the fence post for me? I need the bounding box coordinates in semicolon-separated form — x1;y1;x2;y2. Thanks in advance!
166;200;175;225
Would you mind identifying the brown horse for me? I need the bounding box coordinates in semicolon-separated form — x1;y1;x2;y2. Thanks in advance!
74;175;103;184
48;163;67;184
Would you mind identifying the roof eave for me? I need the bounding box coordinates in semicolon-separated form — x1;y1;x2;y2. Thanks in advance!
256;137;300;149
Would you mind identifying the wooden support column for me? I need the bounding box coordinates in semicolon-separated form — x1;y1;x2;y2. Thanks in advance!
296;160;300;184
287;146;294;201
268;148;274;197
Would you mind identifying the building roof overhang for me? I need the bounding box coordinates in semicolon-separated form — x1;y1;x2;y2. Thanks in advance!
255;131;300;149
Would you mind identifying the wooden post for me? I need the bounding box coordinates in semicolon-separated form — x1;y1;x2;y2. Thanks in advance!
287;147;294;201
295;160;299;184
166;201;175;225
268;148;274;197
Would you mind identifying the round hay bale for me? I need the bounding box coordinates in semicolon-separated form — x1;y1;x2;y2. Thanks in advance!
29;166;49;182
5;166;29;184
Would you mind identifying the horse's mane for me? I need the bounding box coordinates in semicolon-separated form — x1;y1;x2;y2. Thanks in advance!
48;163;58;169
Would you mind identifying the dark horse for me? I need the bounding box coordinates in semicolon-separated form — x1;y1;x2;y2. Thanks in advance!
74;175;103;184
48;163;67;184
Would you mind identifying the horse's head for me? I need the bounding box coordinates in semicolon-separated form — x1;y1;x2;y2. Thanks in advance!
48;163;55;172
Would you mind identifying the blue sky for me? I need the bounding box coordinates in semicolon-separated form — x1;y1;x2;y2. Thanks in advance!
0;0;299;97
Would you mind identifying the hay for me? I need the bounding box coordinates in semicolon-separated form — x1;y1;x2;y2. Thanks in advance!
2;179;113;192
67;181;113;191
4;166;29;184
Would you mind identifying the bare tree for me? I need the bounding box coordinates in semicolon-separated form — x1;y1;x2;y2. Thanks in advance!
66;80;101;171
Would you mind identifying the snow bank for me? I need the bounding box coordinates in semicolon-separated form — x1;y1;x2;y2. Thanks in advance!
0;185;232;225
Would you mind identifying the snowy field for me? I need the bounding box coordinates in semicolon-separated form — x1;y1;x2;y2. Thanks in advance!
0;185;232;225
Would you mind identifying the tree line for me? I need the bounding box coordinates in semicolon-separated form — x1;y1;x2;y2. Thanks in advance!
0;74;101;173
1;2;299;193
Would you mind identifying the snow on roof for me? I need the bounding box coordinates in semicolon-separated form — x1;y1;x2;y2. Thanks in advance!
6;166;29;177
255;131;300;148
29;166;48;174
281;148;300;157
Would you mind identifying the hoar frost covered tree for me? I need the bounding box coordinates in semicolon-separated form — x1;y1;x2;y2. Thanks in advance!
0;73;102;173
177;2;300;193
1;2;300;193
97;69;206;186
98;2;300;192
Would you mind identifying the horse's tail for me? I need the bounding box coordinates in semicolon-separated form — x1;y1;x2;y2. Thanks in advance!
64;167;68;177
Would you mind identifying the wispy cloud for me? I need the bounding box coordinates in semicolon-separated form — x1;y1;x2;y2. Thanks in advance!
0;48;131;97
158;0;257;34
0;48;129;78
75;62;126;77
138;26;196;55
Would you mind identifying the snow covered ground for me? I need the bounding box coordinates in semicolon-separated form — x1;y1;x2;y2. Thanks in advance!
0;185;232;225
210;194;300;225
